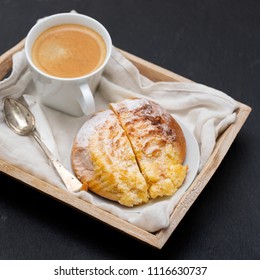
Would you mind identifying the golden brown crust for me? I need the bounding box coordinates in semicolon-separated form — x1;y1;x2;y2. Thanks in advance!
71;98;188;206
110;98;188;199
71;109;149;207
110;98;186;161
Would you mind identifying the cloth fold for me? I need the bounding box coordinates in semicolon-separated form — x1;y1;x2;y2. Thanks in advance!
0;51;31;116
0;47;238;232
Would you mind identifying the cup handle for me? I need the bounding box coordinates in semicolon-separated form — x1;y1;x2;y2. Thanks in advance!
77;83;95;116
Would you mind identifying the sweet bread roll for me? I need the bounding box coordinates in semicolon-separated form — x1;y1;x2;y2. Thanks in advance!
110;98;188;199
71;98;188;207
71;109;149;207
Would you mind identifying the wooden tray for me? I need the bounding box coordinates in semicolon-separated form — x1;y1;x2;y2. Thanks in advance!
0;39;251;249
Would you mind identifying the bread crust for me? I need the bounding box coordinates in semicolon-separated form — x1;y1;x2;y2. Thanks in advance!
71;109;149;207
110;98;186;163
71;98;188;206
110;98;188;199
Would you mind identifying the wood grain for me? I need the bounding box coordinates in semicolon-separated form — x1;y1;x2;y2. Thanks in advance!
0;40;251;249
0;38;25;80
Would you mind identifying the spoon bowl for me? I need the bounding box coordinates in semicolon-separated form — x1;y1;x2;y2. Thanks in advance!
3;98;82;192
4;98;36;136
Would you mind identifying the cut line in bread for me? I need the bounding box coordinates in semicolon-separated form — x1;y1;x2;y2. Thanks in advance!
109;98;188;200
72;98;188;207
71;109;149;207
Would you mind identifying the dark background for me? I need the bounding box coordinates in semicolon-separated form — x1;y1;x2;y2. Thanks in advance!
0;0;259;259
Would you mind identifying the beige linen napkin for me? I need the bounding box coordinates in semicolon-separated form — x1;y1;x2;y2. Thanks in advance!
0;47;238;232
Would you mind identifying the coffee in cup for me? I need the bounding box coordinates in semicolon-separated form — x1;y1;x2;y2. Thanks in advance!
32;24;107;78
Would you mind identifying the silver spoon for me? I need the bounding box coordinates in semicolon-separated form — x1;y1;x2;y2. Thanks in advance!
3;97;82;192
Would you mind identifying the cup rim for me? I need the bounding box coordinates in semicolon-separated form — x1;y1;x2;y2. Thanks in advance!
25;12;112;82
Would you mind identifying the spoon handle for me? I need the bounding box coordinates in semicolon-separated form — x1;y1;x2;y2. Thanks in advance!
32;132;82;192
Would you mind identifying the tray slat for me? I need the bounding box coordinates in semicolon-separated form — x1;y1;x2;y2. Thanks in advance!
0;40;251;248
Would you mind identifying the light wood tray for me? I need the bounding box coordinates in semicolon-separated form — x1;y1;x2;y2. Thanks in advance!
0;39;251;249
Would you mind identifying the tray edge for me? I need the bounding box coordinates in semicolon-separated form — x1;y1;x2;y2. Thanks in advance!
0;39;252;249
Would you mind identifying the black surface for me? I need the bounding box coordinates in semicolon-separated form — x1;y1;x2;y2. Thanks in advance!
0;0;259;260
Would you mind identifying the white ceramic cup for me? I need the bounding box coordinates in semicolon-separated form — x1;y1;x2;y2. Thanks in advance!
25;13;112;117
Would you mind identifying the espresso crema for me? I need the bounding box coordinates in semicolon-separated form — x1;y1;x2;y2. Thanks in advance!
32;24;106;78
